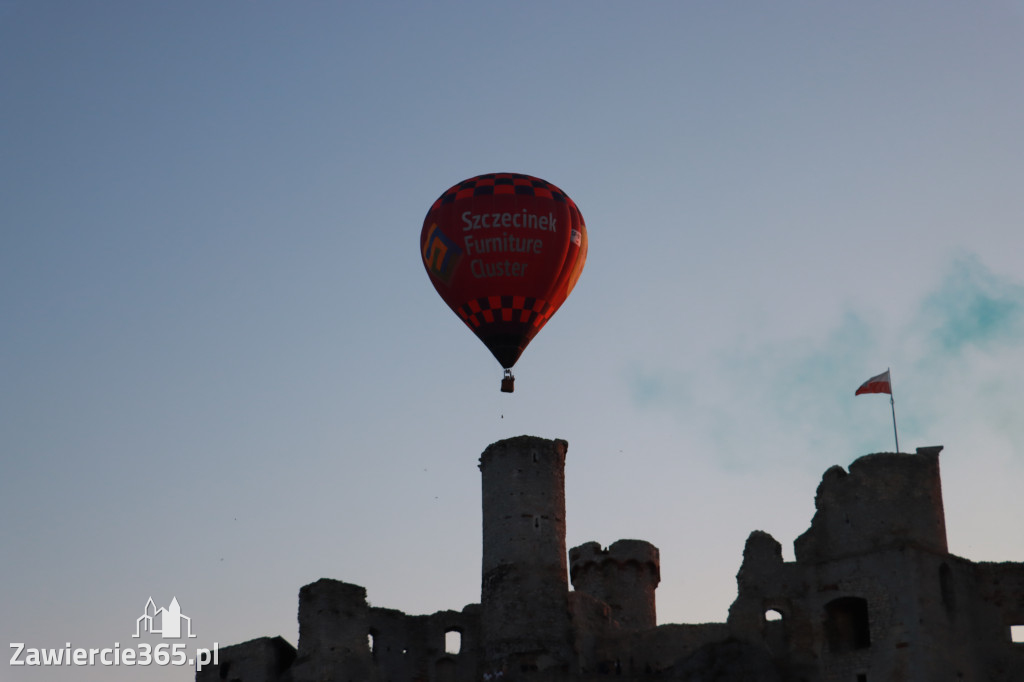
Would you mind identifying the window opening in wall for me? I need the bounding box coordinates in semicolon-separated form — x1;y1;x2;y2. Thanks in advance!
856;675;867;682
1011;625;1024;643
763;606;788;654
368;633;375;653
445;629;462;655
824;597;871;653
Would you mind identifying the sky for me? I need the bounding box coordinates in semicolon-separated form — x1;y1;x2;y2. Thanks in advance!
2;1;1023;680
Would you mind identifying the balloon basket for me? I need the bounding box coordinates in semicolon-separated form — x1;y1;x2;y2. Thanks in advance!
500;370;515;393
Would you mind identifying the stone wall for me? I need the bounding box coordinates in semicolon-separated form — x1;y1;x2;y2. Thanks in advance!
196;438;1023;682
195;637;295;682
730;450;1023;682
794;451;947;563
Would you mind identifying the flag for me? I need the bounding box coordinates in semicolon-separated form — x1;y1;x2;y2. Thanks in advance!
855;370;892;396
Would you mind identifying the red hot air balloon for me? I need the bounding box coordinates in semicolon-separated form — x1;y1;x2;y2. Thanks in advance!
420;172;587;392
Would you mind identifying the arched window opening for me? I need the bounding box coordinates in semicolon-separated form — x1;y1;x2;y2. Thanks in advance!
368;629;382;662
445;629;462;655
762;606;788;654
824;597;871;653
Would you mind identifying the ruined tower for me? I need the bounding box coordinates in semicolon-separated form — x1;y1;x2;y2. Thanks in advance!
479;435;574;676
289;579;372;682
793;449;948;562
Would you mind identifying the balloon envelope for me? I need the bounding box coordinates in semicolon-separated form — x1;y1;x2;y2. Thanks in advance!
420;172;587;369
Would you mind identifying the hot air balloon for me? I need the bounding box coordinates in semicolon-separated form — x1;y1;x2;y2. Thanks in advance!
420;172;587;392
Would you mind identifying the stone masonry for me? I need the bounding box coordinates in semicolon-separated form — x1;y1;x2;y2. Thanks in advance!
197;436;1024;682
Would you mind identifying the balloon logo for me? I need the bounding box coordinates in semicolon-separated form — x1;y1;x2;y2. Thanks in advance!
421;172;588;392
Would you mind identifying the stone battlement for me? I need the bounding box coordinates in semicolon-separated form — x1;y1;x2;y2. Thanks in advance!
570;540;661;583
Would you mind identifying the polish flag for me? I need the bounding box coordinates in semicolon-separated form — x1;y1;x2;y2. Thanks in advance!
855;370;892;395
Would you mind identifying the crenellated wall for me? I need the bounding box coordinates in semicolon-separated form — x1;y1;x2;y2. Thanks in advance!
570;539;660;634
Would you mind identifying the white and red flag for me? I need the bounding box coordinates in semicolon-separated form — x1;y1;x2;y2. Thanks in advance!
855;370;892;396
855;369;900;452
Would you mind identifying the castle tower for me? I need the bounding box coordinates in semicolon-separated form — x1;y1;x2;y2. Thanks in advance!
479;436;574;676
569;539;660;633
289;579;372;682
793;449;948;563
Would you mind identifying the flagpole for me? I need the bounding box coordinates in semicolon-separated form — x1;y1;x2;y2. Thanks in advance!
889;367;900;453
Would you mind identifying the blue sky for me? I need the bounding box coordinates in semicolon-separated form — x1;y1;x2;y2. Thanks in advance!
2;2;1023;680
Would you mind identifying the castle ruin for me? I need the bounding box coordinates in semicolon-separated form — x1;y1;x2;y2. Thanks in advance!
198;436;1024;681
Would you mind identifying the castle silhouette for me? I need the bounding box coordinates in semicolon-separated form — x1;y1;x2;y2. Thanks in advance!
197;436;1024;681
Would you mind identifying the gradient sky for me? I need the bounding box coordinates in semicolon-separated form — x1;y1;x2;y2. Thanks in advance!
3;2;1023;680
